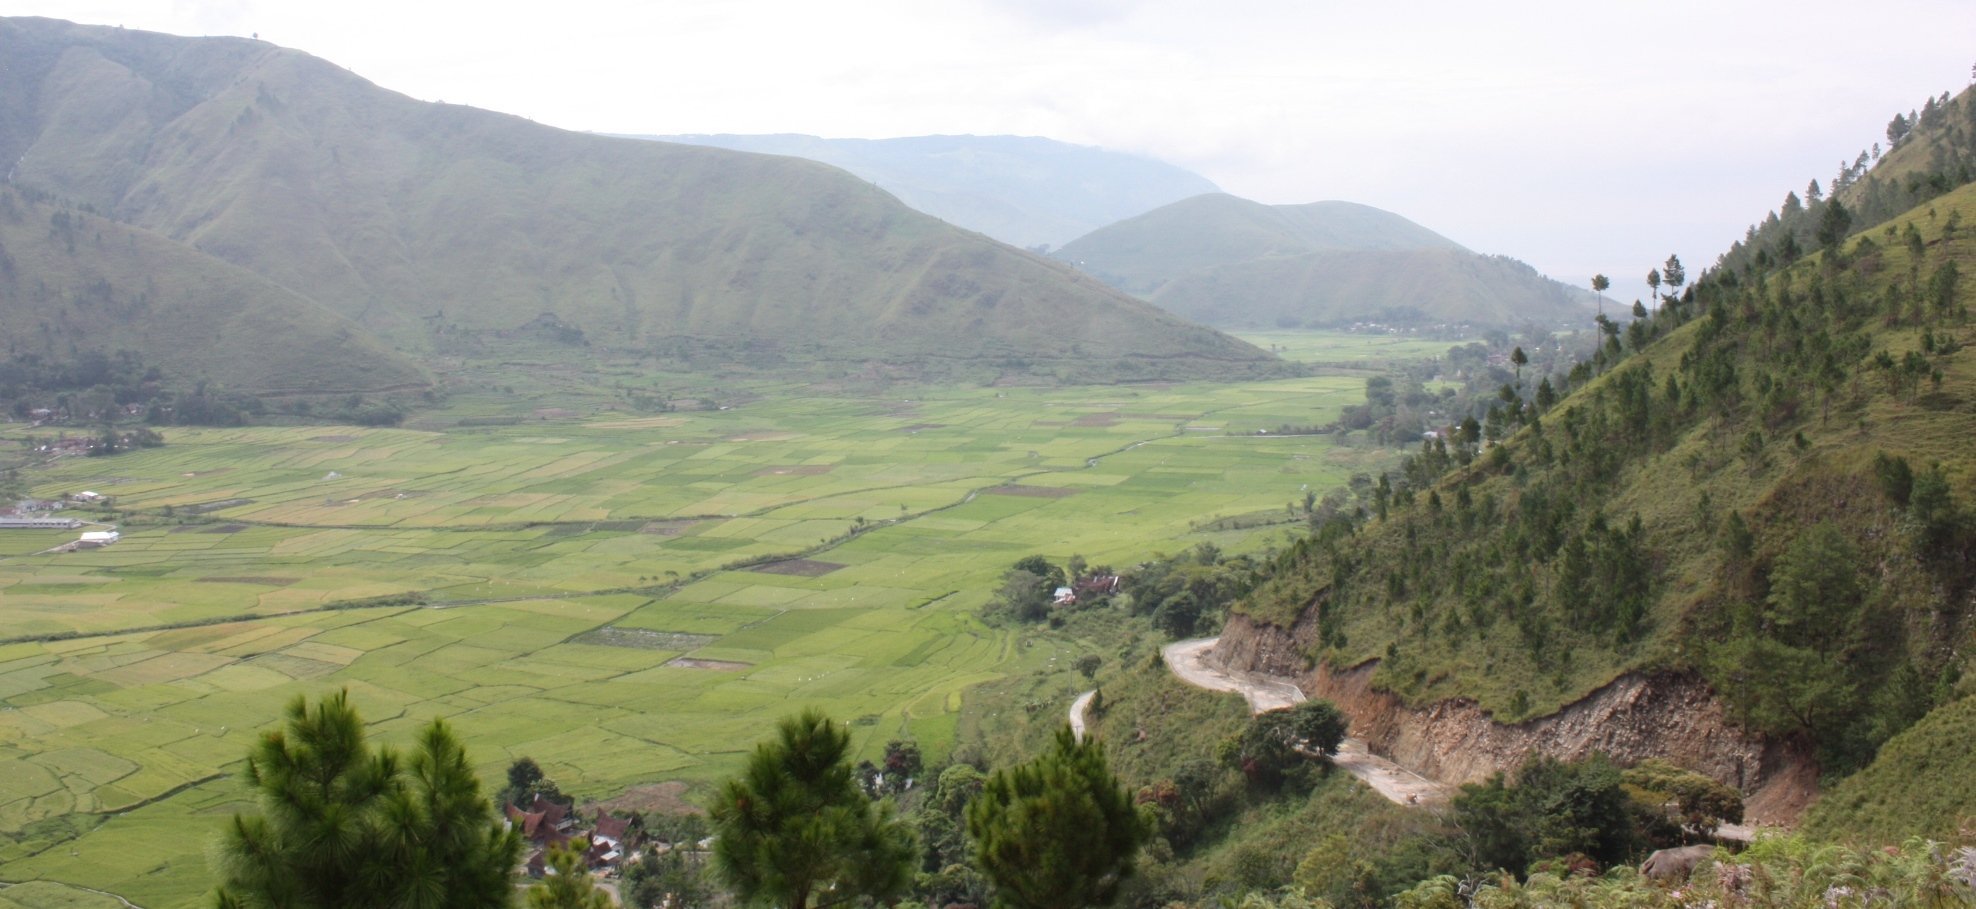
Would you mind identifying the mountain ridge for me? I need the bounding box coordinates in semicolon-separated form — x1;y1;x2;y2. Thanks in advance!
643;132;1222;250
0;17;1276;384
1057;192;1594;328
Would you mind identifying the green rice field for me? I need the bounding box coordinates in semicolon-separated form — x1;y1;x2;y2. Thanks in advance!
1232;329;1459;365
0;361;1395;907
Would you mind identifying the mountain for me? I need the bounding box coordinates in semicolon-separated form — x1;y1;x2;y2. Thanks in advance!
1151;248;1596;329
0;18;1273;381
1221;84;1976;816
1056;194;1463;294
1056;193;1594;328
643;133;1222;250
0;186;426;393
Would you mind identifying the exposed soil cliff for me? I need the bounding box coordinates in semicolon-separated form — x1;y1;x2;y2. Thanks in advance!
1212;611;1818;825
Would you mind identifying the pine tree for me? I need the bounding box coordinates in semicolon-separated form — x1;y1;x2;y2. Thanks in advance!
967;727;1146;909
711;709;916;909
211;690;521;909
528;844;613;909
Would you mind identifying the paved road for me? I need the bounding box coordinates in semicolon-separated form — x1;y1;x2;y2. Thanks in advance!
1161;638;1453;807
1069;689;1096;742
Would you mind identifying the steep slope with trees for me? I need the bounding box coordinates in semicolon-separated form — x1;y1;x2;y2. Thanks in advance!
1221;85;1976;808
0;17;1274;380
1055;193;1593;328
647;133;1222;250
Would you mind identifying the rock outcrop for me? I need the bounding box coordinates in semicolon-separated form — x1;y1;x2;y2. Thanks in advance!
1212;611;1817;825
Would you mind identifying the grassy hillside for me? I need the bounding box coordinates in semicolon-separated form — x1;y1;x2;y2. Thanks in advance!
0;186;425;393
1801;694;1976;843
1057;193;1590;328
0;17;1274;380
647;133;1222;250
1153;247;1595;329
1056;194;1463;295
1233;133;1976;782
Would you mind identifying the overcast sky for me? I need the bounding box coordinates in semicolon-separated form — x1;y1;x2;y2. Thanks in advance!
9;0;1974;294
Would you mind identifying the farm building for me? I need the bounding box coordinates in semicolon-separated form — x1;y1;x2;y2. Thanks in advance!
0;516;81;530
76;530;119;548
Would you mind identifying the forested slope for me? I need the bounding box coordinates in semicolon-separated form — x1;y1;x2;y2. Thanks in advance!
1232;86;1976;788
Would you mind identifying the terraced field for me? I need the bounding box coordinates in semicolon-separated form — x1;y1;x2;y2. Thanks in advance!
0;372;1391;907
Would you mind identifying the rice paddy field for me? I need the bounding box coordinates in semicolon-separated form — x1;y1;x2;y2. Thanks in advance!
0;348;1411;907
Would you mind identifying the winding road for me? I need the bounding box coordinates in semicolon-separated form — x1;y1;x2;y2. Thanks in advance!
1069;689;1096;742
1160;638;1453;807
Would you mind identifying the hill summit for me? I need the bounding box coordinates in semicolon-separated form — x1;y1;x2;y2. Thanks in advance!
0;17;1275;388
1058;193;1595;329
645;133;1222;251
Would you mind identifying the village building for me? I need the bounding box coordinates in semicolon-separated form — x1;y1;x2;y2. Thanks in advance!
0;515;81;530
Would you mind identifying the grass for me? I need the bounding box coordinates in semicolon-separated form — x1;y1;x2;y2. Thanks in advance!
1801;694;1976;843
0;363;1395;907
1231;330;1464;367
961;622;1448;907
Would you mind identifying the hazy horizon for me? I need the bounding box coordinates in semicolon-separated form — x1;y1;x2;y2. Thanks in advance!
6;0;1973;296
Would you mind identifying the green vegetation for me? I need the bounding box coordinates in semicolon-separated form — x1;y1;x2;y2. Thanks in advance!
1392;835;1976;908
1217;701;1346;793
0;368;1379;907
710;710;915;909
526;845;613;909
967;727;1146;909
0;187;426;397
1236;173;1976;760
211;690;521;909
1056;193;1593;329
1802;694;1976;844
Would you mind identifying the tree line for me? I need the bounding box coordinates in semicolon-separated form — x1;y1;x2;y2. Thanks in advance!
207;693;1151;909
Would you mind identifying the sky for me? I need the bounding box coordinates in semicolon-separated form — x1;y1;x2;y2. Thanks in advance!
7;0;1974;294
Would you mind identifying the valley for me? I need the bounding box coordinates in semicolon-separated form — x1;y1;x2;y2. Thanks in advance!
0;349;1396;907
1;9;1973;909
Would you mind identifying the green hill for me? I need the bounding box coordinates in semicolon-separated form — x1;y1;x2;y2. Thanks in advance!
1152;247;1594;329
0;17;1273;381
1230;86;1976;794
0;186;425;393
1801;694;1976;843
645;133;1223;250
1056;193;1591;327
1057;194;1462;295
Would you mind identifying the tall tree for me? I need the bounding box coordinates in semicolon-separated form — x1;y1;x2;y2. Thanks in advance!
967;727;1146;909
211;690;521;909
1817;199;1855;252
1645;268;1661;302
711;709;916;909
1661;254;1685;298
528;844;614;909
1590;274;1610;319
1510;347;1528;385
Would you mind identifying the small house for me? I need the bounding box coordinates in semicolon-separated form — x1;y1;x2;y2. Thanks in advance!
76;530;119;548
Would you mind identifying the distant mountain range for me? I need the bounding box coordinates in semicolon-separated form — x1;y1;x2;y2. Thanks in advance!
1057;193;1597;328
0;17;1273;392
640;134;1222;251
